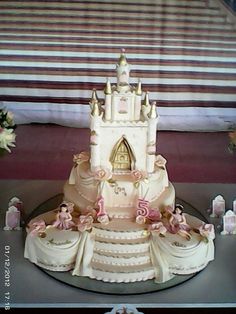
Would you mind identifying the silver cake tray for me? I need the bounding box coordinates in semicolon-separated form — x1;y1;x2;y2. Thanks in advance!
25;194;208;295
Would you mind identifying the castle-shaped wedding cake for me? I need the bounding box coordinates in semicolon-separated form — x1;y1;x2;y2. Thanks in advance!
24;51;215;284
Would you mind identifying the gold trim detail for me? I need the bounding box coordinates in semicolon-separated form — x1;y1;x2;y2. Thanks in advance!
110;136;136;172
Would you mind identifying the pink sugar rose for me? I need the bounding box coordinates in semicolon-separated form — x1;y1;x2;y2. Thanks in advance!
28;219;46;237
149;222;167;236
94;167;112;181
131;170;147;182
77;214;94;232
148;208;162;221
199;223;215;241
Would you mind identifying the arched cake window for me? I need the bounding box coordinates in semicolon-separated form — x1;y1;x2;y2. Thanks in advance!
110;136;136;172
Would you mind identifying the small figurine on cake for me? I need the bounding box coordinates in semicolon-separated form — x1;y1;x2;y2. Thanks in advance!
167;204;191;240
52;202;75;230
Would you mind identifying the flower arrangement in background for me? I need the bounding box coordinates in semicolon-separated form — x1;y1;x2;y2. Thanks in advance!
0;108;16;154
228;130;236;154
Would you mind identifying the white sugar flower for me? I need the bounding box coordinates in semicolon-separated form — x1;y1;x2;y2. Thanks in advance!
0;127;16;153
6;111;15;126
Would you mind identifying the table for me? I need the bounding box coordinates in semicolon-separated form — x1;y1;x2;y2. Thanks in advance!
0;180;236;310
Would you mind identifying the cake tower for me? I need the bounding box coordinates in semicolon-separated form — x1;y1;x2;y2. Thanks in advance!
65;49;175;218
24;50;215;284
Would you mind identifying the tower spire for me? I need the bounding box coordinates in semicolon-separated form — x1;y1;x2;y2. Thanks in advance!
91;100;100;116
118;48;128;66
136;79;142;96
148;101;157;119
91;89;98;102
104;78;112;95
143;91;150;107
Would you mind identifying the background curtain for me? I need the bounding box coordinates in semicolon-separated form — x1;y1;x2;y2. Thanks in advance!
0;0;235;131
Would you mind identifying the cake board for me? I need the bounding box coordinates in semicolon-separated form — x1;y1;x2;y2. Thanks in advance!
25;194;208;295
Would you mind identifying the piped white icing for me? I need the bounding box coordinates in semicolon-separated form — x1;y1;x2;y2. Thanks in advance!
89;268;156;283
92;226;150;241
92;252;151;266
94;241;150;255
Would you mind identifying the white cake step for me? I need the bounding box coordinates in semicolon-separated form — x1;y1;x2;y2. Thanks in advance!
92;226;150;241
94;241;150;255
92;252;151;267
89;268;156;283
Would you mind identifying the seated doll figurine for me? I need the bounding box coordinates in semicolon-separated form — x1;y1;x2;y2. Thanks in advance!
52;202;75;230
167;204;191;240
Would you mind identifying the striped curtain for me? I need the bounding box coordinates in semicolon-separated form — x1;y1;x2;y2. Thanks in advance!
0;0;236;131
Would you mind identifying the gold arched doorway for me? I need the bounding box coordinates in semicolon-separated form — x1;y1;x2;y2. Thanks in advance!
110;136;136;172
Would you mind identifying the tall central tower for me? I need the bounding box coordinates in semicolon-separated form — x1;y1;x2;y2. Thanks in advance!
89;50;158;174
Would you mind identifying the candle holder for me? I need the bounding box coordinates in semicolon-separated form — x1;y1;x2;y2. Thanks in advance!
221;210;236;235
4;205;22;231
210;195;225;218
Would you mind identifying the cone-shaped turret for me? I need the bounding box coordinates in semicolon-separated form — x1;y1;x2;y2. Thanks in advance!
104;78;112;95
143;91;150;107
148;101;157;119
91;100;100;116
135;79;142;96
90;89;98;103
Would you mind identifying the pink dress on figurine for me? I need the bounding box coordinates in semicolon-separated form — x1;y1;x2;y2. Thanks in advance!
168;207;191;240
52;203;75;230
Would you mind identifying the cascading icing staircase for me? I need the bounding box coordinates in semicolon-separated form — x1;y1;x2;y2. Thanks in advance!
90;222;155;282
0;0;235;130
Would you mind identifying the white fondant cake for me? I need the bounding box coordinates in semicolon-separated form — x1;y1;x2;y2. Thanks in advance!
24;51;215;284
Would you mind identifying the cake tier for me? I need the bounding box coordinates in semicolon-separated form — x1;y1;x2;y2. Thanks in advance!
25;213;214;284
24;227;80;271
64;161;175;218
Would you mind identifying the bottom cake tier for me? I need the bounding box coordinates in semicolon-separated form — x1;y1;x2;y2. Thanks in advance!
25;214;215;284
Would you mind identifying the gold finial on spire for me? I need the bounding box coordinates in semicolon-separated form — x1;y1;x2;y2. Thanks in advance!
89;88;99;109
91;100;100;116
104;78;112;95
143;91;150;107
90;88;98;103
136;79;142;96
148;101;157;119
118;48;128;66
